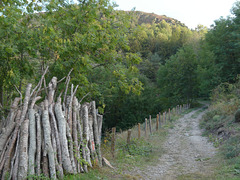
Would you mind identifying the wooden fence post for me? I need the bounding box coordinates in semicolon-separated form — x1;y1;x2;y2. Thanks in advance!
149;115;152;134
111;127;116;158
138;123;141;139
156;114;159;131
168;108;171;121
159;112;161;128
163;112;165;124
127;130;131;144
165;112;166;123
145;118;148;137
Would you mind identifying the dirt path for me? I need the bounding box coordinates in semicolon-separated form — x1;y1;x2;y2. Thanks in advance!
130;108;217;180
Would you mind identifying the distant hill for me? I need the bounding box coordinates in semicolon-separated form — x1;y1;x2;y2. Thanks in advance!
125;11;187;28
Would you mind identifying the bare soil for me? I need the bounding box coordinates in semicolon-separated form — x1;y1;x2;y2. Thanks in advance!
126;109;217;180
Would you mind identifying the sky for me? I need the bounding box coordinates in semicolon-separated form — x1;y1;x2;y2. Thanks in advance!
112;0;238;29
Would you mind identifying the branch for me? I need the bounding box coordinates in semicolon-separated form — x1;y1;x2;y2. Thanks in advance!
79;92;90;103
14;85;22;105
30;66;49;97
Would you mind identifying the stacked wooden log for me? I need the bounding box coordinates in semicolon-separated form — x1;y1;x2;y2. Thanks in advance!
0;71;103;179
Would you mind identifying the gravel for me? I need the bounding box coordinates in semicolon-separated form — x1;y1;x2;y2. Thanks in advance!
126;109;217;180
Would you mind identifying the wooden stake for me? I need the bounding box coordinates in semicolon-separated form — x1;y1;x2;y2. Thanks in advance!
127;130;131;144
111;127;116;158
145;118;148;137
159;112;161;128
149;115;152;134
138;123;141;139
156;114;159;131
168;108;171;121
163;112;165;124
165;112;167;122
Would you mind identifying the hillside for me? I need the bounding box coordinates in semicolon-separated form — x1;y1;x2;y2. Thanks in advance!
125;11;187;27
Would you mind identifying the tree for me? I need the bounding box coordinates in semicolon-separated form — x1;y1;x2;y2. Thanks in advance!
205;1;240;83
157;45;198;105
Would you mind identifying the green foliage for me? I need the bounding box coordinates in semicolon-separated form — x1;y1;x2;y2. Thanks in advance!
118;138;153;156
157;45;198;105
200;78;240;178
102;75;163;131
205;1;240;83
222;136;240;159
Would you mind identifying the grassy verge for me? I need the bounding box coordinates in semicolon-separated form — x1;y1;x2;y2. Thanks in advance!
199;81;240;180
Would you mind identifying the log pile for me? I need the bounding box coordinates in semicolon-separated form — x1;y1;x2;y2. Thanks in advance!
0;69;103;179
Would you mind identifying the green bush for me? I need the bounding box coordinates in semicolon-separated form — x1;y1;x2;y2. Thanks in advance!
222;136;240;159
117;138;153;156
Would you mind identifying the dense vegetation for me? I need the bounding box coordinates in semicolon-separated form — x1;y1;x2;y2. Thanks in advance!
1;0;240;133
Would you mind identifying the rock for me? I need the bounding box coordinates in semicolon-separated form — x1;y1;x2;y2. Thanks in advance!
235;109;240;123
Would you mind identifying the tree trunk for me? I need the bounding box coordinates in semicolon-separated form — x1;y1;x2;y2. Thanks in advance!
72;97;81;172
18;119;29;180
91;101;102;166
36;112;42;176
0;121;16;156
28;109;36;176
19;83;32;124
54;97;73;173
8;97;21;125
82;104;92;167
66;123;77;173
1;110;21;178
42;100;56;179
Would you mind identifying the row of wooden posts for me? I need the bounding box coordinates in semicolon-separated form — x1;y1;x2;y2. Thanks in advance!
110;103;190;158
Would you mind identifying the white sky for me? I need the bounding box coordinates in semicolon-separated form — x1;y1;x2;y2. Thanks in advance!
112;0;238;29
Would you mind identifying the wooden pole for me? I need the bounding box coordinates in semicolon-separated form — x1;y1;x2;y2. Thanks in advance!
164;112;166;124
159;113;161;128
127;130;131;144
164;111;167;123
149;115;152;134
138;123;141;139
168;108;171;121
111;127;116;158
156;114;159;131
145;118;148;137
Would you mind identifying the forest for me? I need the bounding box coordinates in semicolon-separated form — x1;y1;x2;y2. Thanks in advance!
1;0;240;133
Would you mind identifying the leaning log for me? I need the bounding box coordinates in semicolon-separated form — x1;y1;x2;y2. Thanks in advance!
42;100;56;179
18;119;29;180
55;97;73;173
82;104;92;167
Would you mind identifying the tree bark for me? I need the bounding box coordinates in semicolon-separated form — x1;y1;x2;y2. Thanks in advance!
36;112;42;176
18;119;29;180
66;123;77;173
82;104;92;167
0;121;16;156
28;108;36;176
1;110;21;178
91;101;102;166
8;97;21;125
54;97;73;173
42;100;56;179
72;97;81;172
20;83;32;124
